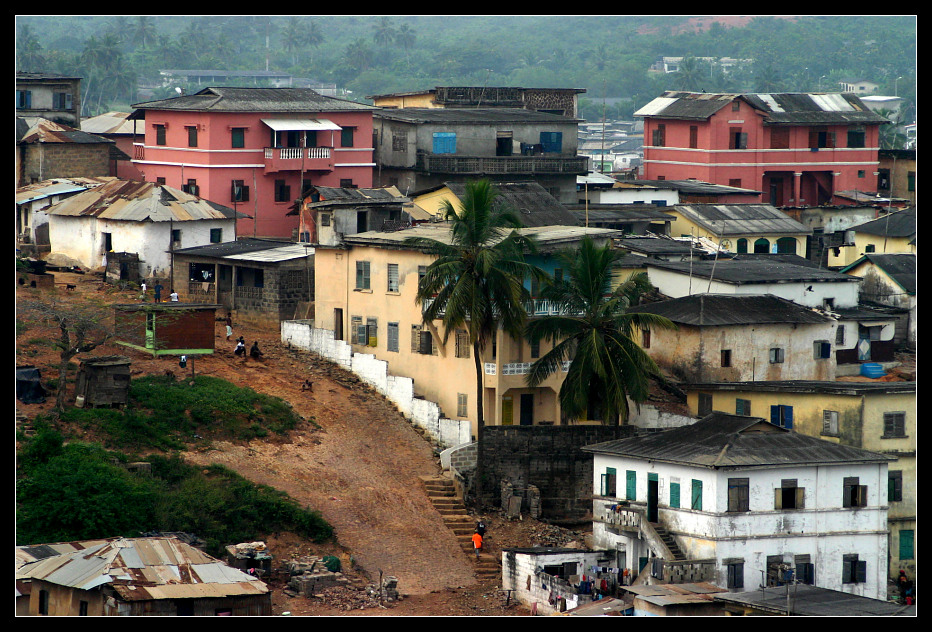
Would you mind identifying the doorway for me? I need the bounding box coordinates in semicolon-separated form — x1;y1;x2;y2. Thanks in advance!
647;473;659;523
520;393;534;425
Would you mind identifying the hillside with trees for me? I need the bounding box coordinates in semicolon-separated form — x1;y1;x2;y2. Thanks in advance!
16;15;916;123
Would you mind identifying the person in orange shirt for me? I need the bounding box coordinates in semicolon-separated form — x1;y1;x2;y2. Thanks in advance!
471;531;483;559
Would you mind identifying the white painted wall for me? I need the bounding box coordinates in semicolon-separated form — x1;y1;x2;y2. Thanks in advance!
281;320;471;448
584;187;678;206
644;266;861;308
47;216;237;278
591;454;889;600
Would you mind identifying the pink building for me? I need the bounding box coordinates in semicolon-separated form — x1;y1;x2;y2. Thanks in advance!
130;87;376;239
635;92;888;207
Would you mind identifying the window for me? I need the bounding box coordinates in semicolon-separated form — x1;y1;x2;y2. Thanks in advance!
691;479;703;510
455;329;470;359
320;213;331;227
155;124;166;145
231;180;249;202
669;477;680;508
770;404;794;429
770;127;790;149
16;89;32;108
736;398;751;416
601;467;617;497
900;530;914;560
366;317;378;347
156;177;166;186
457;393;468;417
775;479;805;510
766;555;787;586
625;470;637;501
53;91;73;110
392;132;408;152
341;127;355;147
351;316;363;344
38;589;49;615
883;412;906;438
858;170;866;178
727;562;744;589
432;132;457;154
732;101;740;112
231;127;245;148
355;261;371;290
769;348;785;364
189;262;215;282
172;228;182;246
102;232;113;252
539;131;563;152
843;476;867;508
729;127;748;149
274;179;291;203
795;555;815;585
835;324;846;346
689;125;698;148
412;325;434;355
209;228;222;244
641;327;651;348
847;127;866;148
79;600;89;616
809;128;836;149
822;410;839;436
652;124;666;147
728;178;742;188
187;125;198;147
340;179;356;189
387;263;399;292
813;340;832;359
721;349;732;367
530;339;540;359
387;322;399;352
888;470;903;502
727;478;750;512
182;179;198;196
864;243;876;253
907;171;915;192
698;392;713;416
823;297;835;310
842;554;867;584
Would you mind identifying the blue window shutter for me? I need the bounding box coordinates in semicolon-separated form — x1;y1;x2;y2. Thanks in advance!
771;405;780;425
433;132;456;154
784;406;793;429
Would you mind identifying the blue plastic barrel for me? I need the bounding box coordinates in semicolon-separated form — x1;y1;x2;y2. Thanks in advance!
860;363;886;378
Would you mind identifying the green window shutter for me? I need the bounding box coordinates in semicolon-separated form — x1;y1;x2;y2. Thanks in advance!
670;482;680;508
691;479;703;510
626;470;637;501
900;530;914;560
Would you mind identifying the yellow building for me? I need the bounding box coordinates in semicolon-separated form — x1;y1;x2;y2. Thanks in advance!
313;223;622;438
827;207;916;268
408;181;579;227
685;380;917;580
667;203;811;256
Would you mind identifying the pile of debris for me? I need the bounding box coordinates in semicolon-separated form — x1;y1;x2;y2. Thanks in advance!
282;555;401;611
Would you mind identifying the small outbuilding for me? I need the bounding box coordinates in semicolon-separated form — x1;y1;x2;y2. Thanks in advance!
113;303;220;356
74;355;131;408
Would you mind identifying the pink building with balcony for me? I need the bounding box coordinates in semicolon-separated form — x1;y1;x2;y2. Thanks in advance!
635;92;889;207
130;87;376;239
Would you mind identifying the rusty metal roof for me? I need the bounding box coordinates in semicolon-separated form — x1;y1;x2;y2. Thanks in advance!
16;536;268;599
44;178;244;222
583;412;895;469
16;176;115;205
18;118;114;145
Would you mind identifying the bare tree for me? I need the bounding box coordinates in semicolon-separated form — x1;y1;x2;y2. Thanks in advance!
18;295;116;412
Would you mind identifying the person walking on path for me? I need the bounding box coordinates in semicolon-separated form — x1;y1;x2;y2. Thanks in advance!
225;313;233;340
471;531;483;559
153;281;163;303
476;519;486;537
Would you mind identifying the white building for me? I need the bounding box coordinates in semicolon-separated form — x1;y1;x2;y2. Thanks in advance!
44;179;245;280
582;413;894;601
16;176;113;246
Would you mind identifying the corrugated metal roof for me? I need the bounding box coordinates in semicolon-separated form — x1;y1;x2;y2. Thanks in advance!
80;111;142;135
675;203;811;236
583;413;894;469
132;87;375;113
847;207;916;238
444;181;579;227
261;117;342;131
841;253;916;294
223;244;314;263
627;294;832;326
16;537;267;599
644;257;859;285
18;118;115;145
375;107;578;124
45;179;243;222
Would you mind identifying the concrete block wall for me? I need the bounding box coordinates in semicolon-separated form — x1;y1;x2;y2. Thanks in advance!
281;320;471;448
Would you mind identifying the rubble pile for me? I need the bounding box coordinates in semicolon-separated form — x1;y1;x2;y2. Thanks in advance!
282;555;401;611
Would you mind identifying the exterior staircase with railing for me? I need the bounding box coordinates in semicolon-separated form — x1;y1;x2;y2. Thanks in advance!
420;474;499;581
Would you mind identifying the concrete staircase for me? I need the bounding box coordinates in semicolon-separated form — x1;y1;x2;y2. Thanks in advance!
650;523;686;562
420;475;499;581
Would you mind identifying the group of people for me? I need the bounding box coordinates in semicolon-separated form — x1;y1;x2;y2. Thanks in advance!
233;336;264;360
472;519;487;559
139;281;178;303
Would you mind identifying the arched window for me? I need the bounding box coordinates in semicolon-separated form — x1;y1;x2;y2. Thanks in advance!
754;238;771;253
776;237;797;254
736;238;748;254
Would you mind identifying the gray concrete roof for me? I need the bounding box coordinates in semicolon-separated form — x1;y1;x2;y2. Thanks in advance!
644;257;860;284
674;203;812;236
714;584;915;616
627;294;832;326
132;86;375;113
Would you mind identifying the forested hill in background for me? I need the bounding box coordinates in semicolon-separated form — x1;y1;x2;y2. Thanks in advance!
16;15;917;122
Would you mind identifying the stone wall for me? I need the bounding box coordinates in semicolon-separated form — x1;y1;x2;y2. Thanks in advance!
281;320;471;448
21;143;110;185
481;425;636;520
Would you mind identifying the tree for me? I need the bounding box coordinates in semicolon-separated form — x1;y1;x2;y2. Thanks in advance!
674;54;705;92
524;238;676;425
133;16;158;50
16;24;46;71
876;108;908;150
404;179;539;503
18;294;117;411
373;16;397;48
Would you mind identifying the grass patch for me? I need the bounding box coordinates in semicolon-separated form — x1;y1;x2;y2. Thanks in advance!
58;375;303;451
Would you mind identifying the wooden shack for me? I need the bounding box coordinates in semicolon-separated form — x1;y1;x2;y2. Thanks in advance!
74;355;131;408
113;303;220;357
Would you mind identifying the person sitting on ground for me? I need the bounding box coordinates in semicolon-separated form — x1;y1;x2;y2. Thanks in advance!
250;341;264;359
234;339;246;357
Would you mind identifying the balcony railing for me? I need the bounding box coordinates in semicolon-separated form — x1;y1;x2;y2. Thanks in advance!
264;146;332;173
417;154;588;175
485;360;571;375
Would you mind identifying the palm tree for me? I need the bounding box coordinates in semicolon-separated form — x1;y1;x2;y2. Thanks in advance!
373;16;397;49
133;16;158;50
404;179;540;502
525;238;675;426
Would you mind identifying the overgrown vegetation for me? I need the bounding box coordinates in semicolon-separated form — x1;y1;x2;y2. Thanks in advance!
59;374;304;451
16;421;333;556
